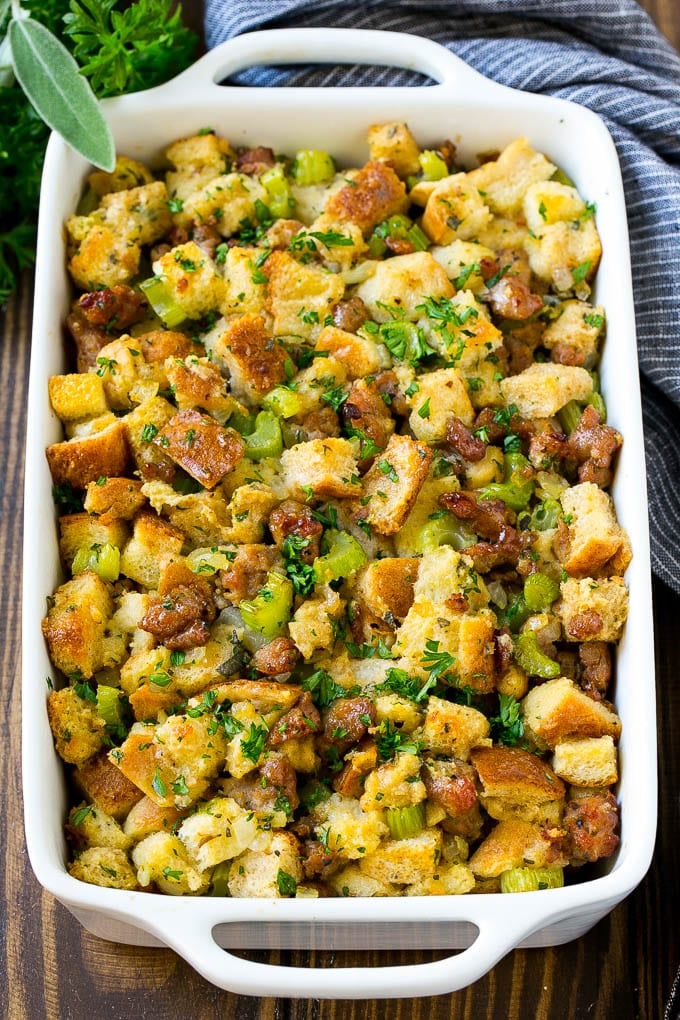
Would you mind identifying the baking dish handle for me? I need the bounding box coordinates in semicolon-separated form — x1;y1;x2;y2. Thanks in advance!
149;908;539;999
164;28;491;93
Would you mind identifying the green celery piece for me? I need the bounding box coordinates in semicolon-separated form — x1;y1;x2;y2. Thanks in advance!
500;866;564;893
523;572;560;612
243;411;283;461
9;17;115;170
262;385;304;419
96;685;124;728
313;529;367;584
418;150;448;181
413;515;477;554
139;276;186;328
292;149;335;186
260;164;293;218
72;542;120;582
513;631;560;679
239;572;293;640
557;399;583;435
385;803;426;840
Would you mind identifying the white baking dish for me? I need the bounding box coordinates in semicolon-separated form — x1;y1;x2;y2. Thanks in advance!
22;28;656;999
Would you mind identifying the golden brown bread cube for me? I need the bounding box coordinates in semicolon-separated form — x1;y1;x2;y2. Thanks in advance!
466;138;556;217
422;172;491;244
122;795;188;841
325;160;409;235
521;676;622;750
366;121;422;178
122;395;178;482
214;313;289;398
280;438;361;501
68;847;138;890
74;752;144;820
352;557;419;623
155;409;245;490
48;373;108;421
359;829;443;885
46;419;129;489
469;819;567;878
42;571;113;679
362;433;432;536
227;831;304;898
554;482;631;578
264;250;345;340
58;512;129;569
551;735;618;787
499;363;593;419
314;326;389;379
68;225;141;291
419;696;491;760
471;745;565;826
84;476;147;523
46;686;106;765
164;356;237;418
118;511;185;589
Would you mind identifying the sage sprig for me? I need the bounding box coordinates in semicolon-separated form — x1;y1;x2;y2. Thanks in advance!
8;2;114;169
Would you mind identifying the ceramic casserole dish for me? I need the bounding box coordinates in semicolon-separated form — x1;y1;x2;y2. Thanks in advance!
22;27;656;999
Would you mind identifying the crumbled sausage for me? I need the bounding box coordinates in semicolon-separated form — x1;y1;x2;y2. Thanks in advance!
319;697;376;758
446;416;487;462
332;296;370;333
235;146;276;174
564;792;619;863
569;404;622;488
578;641;612;700
268;501;323;562
267;692;321;748
251;636;301;676
140;577;217;650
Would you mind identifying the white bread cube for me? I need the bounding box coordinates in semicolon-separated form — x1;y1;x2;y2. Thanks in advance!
265;250;345;340
359;829;442;885
100;180;171;245
366;121;421;178
542;300;604;366
551;735;618;787
153;242;224;320
557;576;629;642
119;511;185;589
69;804;133;851
178;796;260;870
289;585;345;660
227;832;303;898
280;438;361;501
220;246;268;317
422;172;491;244
68;847;138;890
556;482;632;578
412;547;489;612
362;433;432;536
360;751;426;811
182;173;267;236
311;793;389;860
525;219;601;287
523;181;587;233
469;819;566;878
328;864;399;897
404;863;476;896
315;326;390;379
499;363;593;419
419;696;491;759
429;239;496;293
408;367;474;440
46;686;106;765
466;138;556;217
68;224;141;290
356;251;453;321
58;513;128;569
132;832;209;895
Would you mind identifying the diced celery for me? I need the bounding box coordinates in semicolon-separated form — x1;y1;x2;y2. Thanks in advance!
262;386;304;419
243;411;283;461
292;149;335;186
586;392;607;421
478;452;534;512
368;234;388;258
557;399;583;435
75;187;99;216
418;150;449;181
500;866;564;893
229;410;257;436
239;571;293;640
385;803;426;840
139;276;186;328
530;499;561;531
209;860;232;896
261;164;294;218
313;529;367;584
96;685;124;728
523;572;560;612
406;223;430;251
498;592;531;633
72;542;120;582
513;631;560;678
413;516;477;554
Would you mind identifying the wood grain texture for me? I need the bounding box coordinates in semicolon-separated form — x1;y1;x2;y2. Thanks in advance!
2;4;679;1017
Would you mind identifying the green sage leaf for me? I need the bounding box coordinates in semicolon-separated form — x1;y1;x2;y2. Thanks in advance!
9;17;115;170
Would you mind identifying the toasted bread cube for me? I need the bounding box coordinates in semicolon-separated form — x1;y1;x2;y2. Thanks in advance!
469;819;566;878
46;686;106;765
219;246;268;317
265;250;345;340
362;433;432;536
164;356;236;418
123;395;177;481
325;160;408;234
214;313;289;398
183;173;267;236
43;571;113;679
137;328;204;376
68;847;138;890
119;511;185;589
521;676;622;750
430;239;496;293
393;471;461;557
412;547;489;611
123;795;187;841
165;133;234;202
557;576;629;642
311;793;389;860
99;180;171;245
177;796;262;870
84;476;147;522
359;829;442;885
68;224;141;291
142;479;233;545
156;409;244;489
373;693;425;734
353;557;419;623
420;696;491;759
87;155;154;196
360;751;426;811
393;601;496;693
356;251;453;321
153;242;224;320
552;735;618;787
405;862;476;896
227;831;304;898
306;214;367;270
556;482;631;578
68;803;133;850
280;437;361;501
328;864;399;897
523;181;587;233
542;300;604;367
407;367;474;440
49;373;108;421
471;746;565;826
46;419;128;489
314;325;390;378
58;513;129;568
466;138;556;217
74;752;144;820
91;335;146;411
289;584;345;660
525;219;601;287
366;121;421;178
132;831;209;895
500;363;593;419
422;172;491;244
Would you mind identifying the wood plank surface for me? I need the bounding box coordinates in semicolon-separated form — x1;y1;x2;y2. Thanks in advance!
2;4;679;1017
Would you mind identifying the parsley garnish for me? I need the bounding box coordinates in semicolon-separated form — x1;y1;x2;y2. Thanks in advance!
240;723;268;762
276;868;298;897
282;534;315;596
489;694;525;746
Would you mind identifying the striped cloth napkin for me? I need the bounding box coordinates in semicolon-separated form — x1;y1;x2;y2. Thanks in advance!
205;0;680;594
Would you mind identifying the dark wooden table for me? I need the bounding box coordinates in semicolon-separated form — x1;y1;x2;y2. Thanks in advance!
2;3;679;1017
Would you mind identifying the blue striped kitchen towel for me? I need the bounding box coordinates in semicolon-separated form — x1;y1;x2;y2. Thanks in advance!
205;0;680;594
